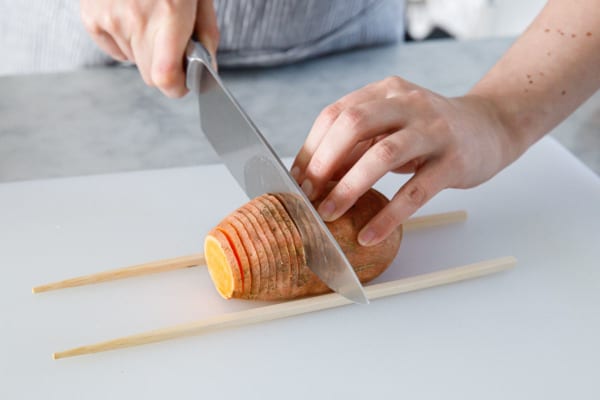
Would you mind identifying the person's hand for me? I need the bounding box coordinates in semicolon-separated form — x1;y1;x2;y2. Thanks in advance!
291;76;521;246
80;0;219;98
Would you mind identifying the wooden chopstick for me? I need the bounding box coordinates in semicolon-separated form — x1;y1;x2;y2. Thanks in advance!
32;254;205;294
402;210;467;232
52;256;516;359
32;210;467;294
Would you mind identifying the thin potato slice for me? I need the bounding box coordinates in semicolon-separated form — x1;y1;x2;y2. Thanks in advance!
241;202;282;300
215;222;248;298
204;229;242;299
234;208;273;298
231;211;265;298
271;194;316;297
263;195;298;299
225;214;256;298
255;196;292;300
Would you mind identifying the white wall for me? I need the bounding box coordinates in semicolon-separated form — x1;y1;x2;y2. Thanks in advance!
477;0;548;37
406;0;548;40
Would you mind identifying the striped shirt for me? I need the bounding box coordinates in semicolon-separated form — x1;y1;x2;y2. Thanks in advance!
0;0;404;75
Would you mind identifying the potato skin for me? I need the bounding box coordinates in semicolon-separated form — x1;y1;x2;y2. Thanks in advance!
320;188;402;285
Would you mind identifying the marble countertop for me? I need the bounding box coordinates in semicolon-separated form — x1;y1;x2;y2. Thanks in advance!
0;37;598;182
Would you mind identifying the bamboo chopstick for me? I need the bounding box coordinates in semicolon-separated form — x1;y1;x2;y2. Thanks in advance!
52;256;516;359
32;210;467;294
402;210;467;232
32;254;205;294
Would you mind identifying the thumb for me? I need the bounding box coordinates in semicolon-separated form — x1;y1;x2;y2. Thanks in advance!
195;0;220;70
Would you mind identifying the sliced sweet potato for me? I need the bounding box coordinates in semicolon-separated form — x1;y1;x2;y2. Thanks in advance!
204;186;403;301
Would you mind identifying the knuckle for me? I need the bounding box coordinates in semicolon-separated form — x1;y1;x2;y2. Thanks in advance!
321;102;344;125
160;0;181;17
124;2;143;28
446;151;469;176
406;88;429;106
403;182;428;208
161;0;176;13
373;139;399;165
382;75;406;92
307;156;325;178
338;107;366;131
81;12;102;35
430;116;451;133
335;179;356;199
101;14;120;33
153;65;181;90
376;208;402;234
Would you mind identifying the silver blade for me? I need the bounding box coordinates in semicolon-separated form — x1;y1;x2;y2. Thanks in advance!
186;41;368;304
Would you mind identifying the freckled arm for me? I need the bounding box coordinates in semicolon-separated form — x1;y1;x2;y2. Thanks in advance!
468;0;600;157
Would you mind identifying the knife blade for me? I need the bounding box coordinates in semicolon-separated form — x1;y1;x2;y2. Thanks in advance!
185;41;368;304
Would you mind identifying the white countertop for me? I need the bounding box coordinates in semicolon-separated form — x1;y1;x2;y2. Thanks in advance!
1;136;599;399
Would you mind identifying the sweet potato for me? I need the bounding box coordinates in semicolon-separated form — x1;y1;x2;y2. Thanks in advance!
204;187;403;300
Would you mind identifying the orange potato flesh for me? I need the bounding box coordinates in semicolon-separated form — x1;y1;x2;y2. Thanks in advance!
203;232;237;299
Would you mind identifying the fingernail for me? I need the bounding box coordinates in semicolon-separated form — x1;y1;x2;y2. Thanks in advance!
358;228;376;246
291;166;300;181
301;179;313;198
318;199;336;221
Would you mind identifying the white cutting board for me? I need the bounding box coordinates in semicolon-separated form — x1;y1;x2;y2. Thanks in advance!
1;137;599;399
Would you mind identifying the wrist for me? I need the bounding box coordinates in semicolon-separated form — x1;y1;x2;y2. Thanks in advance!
465;87;546;165
459;92;532;168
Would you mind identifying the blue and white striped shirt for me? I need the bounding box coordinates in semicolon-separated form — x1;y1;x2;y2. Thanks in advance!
0;0;405;74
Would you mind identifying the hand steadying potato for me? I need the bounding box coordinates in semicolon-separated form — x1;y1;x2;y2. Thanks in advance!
292;0;600;246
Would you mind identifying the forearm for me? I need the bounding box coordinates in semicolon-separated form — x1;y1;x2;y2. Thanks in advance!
469;0;600;160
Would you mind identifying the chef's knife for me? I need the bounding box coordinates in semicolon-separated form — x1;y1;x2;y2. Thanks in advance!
185;41;368;304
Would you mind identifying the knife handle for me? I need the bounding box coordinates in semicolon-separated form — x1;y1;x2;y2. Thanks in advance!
185;40;215;92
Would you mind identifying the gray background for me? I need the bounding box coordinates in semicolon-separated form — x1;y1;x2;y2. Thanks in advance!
0;37;598;182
